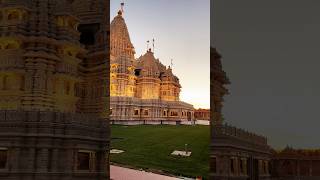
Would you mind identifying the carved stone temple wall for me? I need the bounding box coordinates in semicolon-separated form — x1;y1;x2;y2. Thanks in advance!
0;0;110;179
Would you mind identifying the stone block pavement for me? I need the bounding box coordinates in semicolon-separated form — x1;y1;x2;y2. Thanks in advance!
110;165;195;180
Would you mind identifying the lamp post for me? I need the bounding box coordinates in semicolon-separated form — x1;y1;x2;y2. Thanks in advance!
185;144;188;154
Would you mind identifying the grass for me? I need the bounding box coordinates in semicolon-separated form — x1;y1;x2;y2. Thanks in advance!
110;125;209;179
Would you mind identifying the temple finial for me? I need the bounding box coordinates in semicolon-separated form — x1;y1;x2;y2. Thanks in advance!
146;40;150;52
121;1;125;13
152;38;155;53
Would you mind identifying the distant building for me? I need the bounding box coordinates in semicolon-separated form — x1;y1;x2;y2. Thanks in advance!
110;7;194;125
194;108;210;121
271;147;320;179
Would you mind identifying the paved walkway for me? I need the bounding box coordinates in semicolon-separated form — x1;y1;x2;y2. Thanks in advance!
110;165;185;180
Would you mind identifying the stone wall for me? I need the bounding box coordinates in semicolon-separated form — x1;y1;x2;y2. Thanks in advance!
110;96;194;123
211;125;272;180
0;110;109;180
212;124;268;147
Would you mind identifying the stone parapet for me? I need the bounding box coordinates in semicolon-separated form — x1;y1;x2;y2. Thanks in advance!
213;124;268;147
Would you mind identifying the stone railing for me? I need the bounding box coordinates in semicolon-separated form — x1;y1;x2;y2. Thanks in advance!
212;124;268;146
0;110;109;141
0;0;33;8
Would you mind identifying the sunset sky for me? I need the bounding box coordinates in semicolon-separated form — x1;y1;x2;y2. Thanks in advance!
111;0;210;109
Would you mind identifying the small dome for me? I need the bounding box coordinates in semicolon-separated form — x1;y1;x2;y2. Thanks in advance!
110;11;135;58
160;67;181;86
161;67;174;78
137;50;160;77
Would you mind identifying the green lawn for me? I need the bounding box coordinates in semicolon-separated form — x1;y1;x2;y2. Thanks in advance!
110;125;209;179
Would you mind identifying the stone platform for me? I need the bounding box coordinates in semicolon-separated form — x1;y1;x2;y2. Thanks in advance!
110;120;192;125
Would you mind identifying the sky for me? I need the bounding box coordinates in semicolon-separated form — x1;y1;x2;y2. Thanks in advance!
111;0;210;109
212;1;320;149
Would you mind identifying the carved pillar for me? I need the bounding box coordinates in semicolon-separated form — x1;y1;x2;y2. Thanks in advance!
37;148;48;172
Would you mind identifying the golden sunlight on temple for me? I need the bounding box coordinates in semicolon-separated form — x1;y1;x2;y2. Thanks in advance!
110;9;194;124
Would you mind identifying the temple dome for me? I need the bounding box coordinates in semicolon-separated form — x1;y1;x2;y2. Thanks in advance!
161;67;174;79
110;11;135;59
137;49;160;77
160;67;181;86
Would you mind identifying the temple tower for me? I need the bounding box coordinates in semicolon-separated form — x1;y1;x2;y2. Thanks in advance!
109;3;194;124
160;66;181;101
72;0;110;119
136;49;161;99
110;10;136;97
211;47;229;126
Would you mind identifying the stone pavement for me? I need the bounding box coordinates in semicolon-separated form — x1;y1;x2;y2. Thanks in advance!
110;165;191;180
